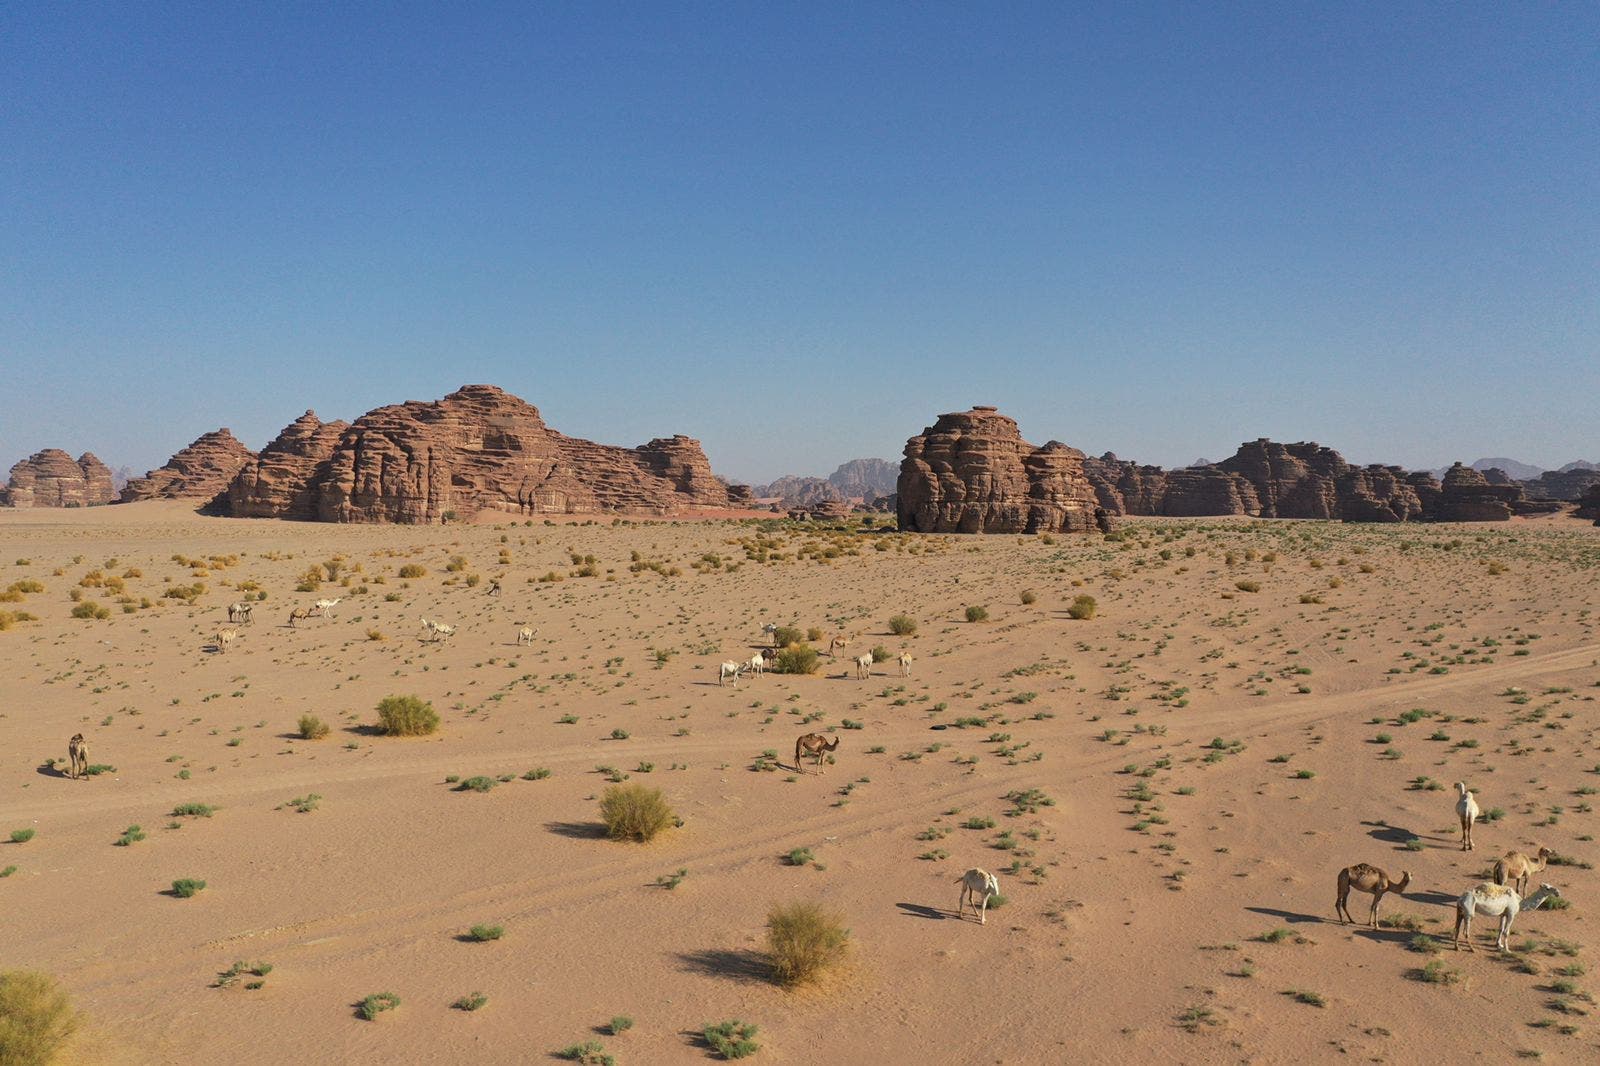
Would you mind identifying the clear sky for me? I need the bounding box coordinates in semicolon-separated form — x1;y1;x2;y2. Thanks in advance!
3;2;1595;484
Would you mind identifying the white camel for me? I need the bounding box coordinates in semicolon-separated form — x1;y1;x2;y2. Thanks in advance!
516;625;536;646
430;622;456;641
227;601;254;625
1455;781;1480;851
955;868;1001;924
898;651;913;677
314;597;342;618
854;652;873;680
744;650;767;677
1453;881;1560;952
718;660;745;687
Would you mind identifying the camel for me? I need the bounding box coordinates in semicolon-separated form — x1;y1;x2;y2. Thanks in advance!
854;652;873;680
744;650;767;677
214;627;239;654
1494;847;1553;896
430;622;456;641
67;734;88;780
227;601;254;625
761;622;781;647
828;634;852;658
314;597;342;618
288;606;317;628
516;625;535;646
956;867;1001;924
1334;863;1411;927
487;579;501;597
1454;781;1480;851
794;732;839;774
898;651;913;677
1453;881;1560;952
718;660;745;687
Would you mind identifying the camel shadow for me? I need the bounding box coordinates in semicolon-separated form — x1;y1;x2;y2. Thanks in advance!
1362;820;1431;849
1407;890;1457;907
675;948;771;985
1245;906;1326;925
1351;927;1419;945
545;821;607;840
896;902;947;921
35;763;70;779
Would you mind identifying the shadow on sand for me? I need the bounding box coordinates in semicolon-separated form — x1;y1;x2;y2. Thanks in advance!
675;948;771;984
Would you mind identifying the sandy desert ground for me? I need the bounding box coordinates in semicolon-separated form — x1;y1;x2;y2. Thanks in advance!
3;501;1598;1064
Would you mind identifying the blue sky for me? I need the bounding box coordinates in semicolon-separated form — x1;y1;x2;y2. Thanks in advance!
3;3;1595;483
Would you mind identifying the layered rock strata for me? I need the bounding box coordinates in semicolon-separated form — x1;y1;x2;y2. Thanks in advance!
2;450;116;507
119;430;256;502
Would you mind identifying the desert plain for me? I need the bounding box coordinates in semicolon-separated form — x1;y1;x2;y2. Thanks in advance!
3;501;1599;1064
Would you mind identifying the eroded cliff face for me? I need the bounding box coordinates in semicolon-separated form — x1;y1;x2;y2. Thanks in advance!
220;385;745;523
1433;463;1520;522
897;407;1105;533
3;450;116;508
119;430;256;502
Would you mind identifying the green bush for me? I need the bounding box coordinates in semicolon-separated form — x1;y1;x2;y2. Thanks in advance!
0;970;80;1066
599;784;677;842
870;645;891;663
357;991;400;1020
171;878;207;898
397;564;427;579
771;626;804;648
377;695;439;736
467;924;504;942
771;644;819;675
69;601;110;620
887;615;917;636
9;829;35;844
703;1019;760;1059
766;901;849;987
1067;595;1097;620
457;776;495;793
297;714;330;740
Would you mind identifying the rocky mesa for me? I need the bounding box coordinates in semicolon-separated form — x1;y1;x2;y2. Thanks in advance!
2;450;116;508
119;430;257;503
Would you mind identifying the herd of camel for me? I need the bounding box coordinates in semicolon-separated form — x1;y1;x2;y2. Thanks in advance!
81;585;1570;942
1335;780;1561;952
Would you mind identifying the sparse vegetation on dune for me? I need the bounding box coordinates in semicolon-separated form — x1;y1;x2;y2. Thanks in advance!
0;970;80;1065
599;783;677;842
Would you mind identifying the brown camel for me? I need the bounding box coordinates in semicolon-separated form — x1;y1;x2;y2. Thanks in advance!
1494;847;1553;896
794;733;840;774
67;733;88;780
1334;863;1411;927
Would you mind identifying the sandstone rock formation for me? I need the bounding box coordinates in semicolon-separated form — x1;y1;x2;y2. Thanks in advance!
1336;466;1425;523
1214;439;1345;519
1082;454;1168;515
2;450;117;508
1576;485;1600;523
1158;467;1260;517
1433;463;1520;522
221;385;747;523
119;430;256;502
897;407;1107;534
1524;467;1600;501
223;412;349;519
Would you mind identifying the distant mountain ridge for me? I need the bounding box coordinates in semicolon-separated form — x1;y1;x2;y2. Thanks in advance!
754;458;899;504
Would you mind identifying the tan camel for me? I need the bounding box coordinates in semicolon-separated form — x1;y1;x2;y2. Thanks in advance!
898;651;913;677
854;652;873;680
1454;781;1479;851
1334;863;1411;927
214;627;239;654
1494;847;1553;896
288;606;314;628
794;733;839;774
828;634;852;657
1453;882;1560;952
67;733;88;780
955;868;1001;924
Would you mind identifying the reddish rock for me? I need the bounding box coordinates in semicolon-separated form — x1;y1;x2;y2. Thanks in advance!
1575;485;1600;523
1525;468;1600;501
119;429;256;502
3;449;117;508
896;407;1103;534
1214;439;1346;519
1159;467;1261;517
1337;466;1425;523
1434;463;1521;522
1082;453;1168;515
226;385;742;523
223;411;349;519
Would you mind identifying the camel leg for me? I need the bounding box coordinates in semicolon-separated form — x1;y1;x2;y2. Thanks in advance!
955;886;966;920
979;892;989;925
1369;893;1381;929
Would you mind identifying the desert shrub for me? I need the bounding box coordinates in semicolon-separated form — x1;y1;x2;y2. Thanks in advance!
965;605;988;623
1067;595;1097;620
557;1041;612;1065
446;555;468;573
599;783;676;842
114;825;145;846
766;901;849;987
452;992;488;1011
1235;580;1261;593
1019;589;1037;605
608;1015;633;1035
9;829;35;844
0;970;80;1066
771;644;819;675
887;614;918;635
376;694;439;736
170;803;215;818
70;601;110;620
366;628;385;641
870;645;891;663
467;924;504;942
171;878;207;898
456;776;495;793
397;564;427;579
357;991;400;1020
8;580;43;595
297;715;330;740
703;1019;760;1059
805;627;824;643
771;625;803;648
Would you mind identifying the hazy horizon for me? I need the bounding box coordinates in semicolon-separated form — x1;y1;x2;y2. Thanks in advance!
4;5;1595;486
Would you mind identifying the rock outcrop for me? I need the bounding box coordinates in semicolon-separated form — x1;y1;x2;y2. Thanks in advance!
1433;463;1520;522
223;412;349;519
221;385;746;523
1335;466;1425;523
1158;467;1260;517
1082;454;1168;515
2;450;117;508
1576;485;1600;523
119;430;256;502
1214;439;1346;519
1524;467;1600;501
897;407;1106;534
